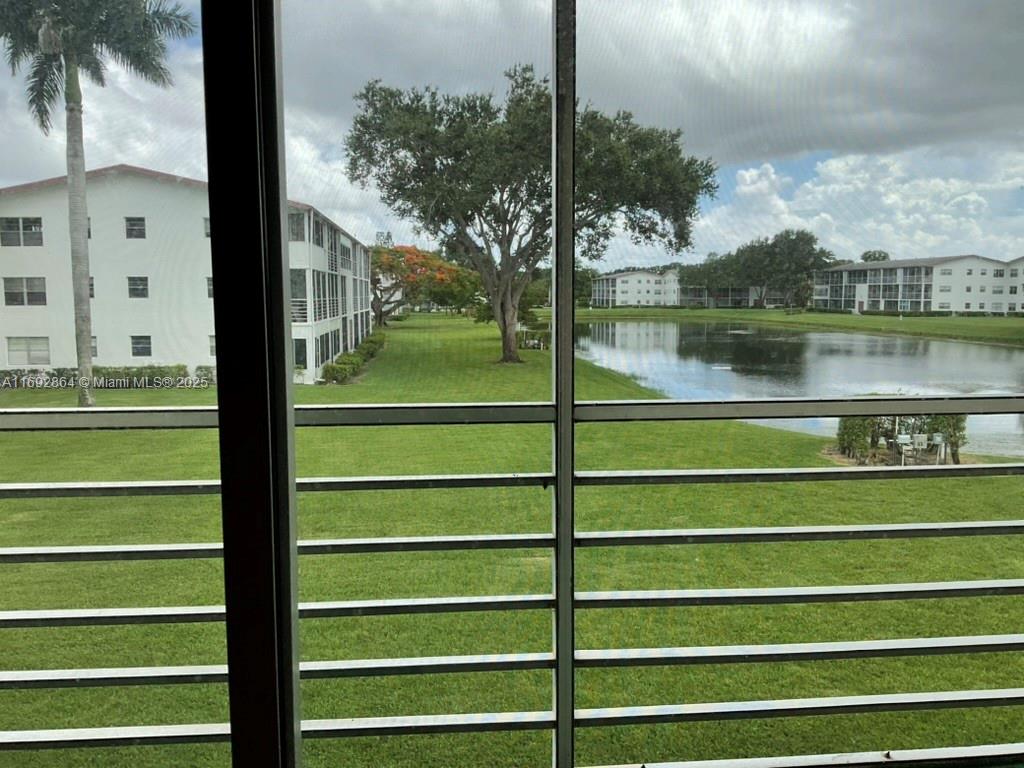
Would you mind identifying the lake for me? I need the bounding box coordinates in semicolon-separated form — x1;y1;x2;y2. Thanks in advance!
575;320;1024;457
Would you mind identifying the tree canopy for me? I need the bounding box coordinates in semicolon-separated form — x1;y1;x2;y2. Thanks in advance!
370;245;458;326
861;250;891;262
346;65;717;361
676;229;835;305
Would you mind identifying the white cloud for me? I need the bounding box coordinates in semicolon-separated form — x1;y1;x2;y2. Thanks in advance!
686;145;1024;264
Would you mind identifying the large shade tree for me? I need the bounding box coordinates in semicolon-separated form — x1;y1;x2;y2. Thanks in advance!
346;65;717;362
1;0;195;405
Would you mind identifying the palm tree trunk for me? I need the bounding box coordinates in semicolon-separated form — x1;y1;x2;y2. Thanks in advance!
64;58;94;406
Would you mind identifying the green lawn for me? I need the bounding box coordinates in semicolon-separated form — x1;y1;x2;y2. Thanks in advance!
568;306;1024;347
1;314;1023;767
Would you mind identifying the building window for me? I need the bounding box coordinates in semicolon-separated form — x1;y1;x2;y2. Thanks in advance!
966;269;973;275
312;216;324;247
87;217;91;239
993;286;1004;294
965;286;971;293
1011;269;1019;278
127;276;149;298
3;277;46;306
1011;286;1019;295
937;302;951;310
130;335;152;357
293;337;307;369
1010;304;1017;312
979;302;986;310
994;269;1005;278
991;303;1003;311
125;217;147;239
980;285;986;293
209;335;216;356
939;268;952;276
207;277;214;298
89;276;94;298
204;217;211;237
91;336;98;358
965;302;971;309
938;285;951;292
0;216;43;247
6;336;49;365
288;212;305;241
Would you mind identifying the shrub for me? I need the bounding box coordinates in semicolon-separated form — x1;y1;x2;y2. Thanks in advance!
194;365;217;383
321;363;352;384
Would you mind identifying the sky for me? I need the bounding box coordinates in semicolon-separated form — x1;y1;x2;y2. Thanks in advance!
1;0;1023;271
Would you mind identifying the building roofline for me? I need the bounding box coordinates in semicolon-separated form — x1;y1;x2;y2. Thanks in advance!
825;254;1011;270
0;164;366;248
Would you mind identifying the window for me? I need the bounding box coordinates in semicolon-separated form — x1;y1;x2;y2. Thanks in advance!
89;276;94;298
981;268;988;275
207;277;214;298
966;268;973;275
3;277;46;306
125;217;147;239
1011;286;1018;295
130;335;152;357
91;336;97;358
204;217;211;237
939;268;953;276
993;286;1004;294
1010;268;1019;277
965;302;971;309
87;217;91;239
979;302;986;310
1010;304;1017;312
0;216;43;246
6;336;49;365
937;302;951;309
980;285;986;293
965;286;972;293
994;269;1005;278
209;335;217;356
288;212;305;241
991;302;1003;311
293;337;307;369
127;276;149;298
938;285;951;292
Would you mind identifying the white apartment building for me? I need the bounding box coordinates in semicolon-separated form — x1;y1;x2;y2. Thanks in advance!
0;165;371;384
591;269;783;308
813;255;1024;314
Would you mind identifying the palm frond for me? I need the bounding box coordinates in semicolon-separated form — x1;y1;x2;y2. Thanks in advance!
103;44;173;86
144;1;197;40
78;48;106;86
26;53;64;134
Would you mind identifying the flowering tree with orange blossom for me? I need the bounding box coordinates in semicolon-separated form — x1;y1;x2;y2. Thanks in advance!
370;245;457;326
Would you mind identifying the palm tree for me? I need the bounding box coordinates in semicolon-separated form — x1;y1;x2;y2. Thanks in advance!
1;1;195;405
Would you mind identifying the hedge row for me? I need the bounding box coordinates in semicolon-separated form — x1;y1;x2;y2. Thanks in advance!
0;364;195;388
320;331;386;384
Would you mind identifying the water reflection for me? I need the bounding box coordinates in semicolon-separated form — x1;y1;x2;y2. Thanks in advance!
576;320;1024;456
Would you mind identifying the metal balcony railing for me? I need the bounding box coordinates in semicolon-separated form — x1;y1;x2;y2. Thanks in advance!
2;394;1024;765
289;298;308;323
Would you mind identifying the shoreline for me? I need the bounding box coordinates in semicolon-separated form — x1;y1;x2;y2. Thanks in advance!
555;308;1024;349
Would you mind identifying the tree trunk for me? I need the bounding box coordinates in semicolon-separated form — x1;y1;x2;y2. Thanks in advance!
493;289;521;363
65;59;95;406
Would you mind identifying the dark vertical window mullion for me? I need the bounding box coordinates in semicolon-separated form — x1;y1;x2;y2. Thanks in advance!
200;0;301;766
552;0;576;765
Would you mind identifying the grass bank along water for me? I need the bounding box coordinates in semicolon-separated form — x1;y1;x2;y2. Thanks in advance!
567;307;1024;348
2;314;1023;767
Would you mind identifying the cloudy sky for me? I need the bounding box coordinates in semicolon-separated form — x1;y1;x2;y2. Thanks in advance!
1;0;1023;269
